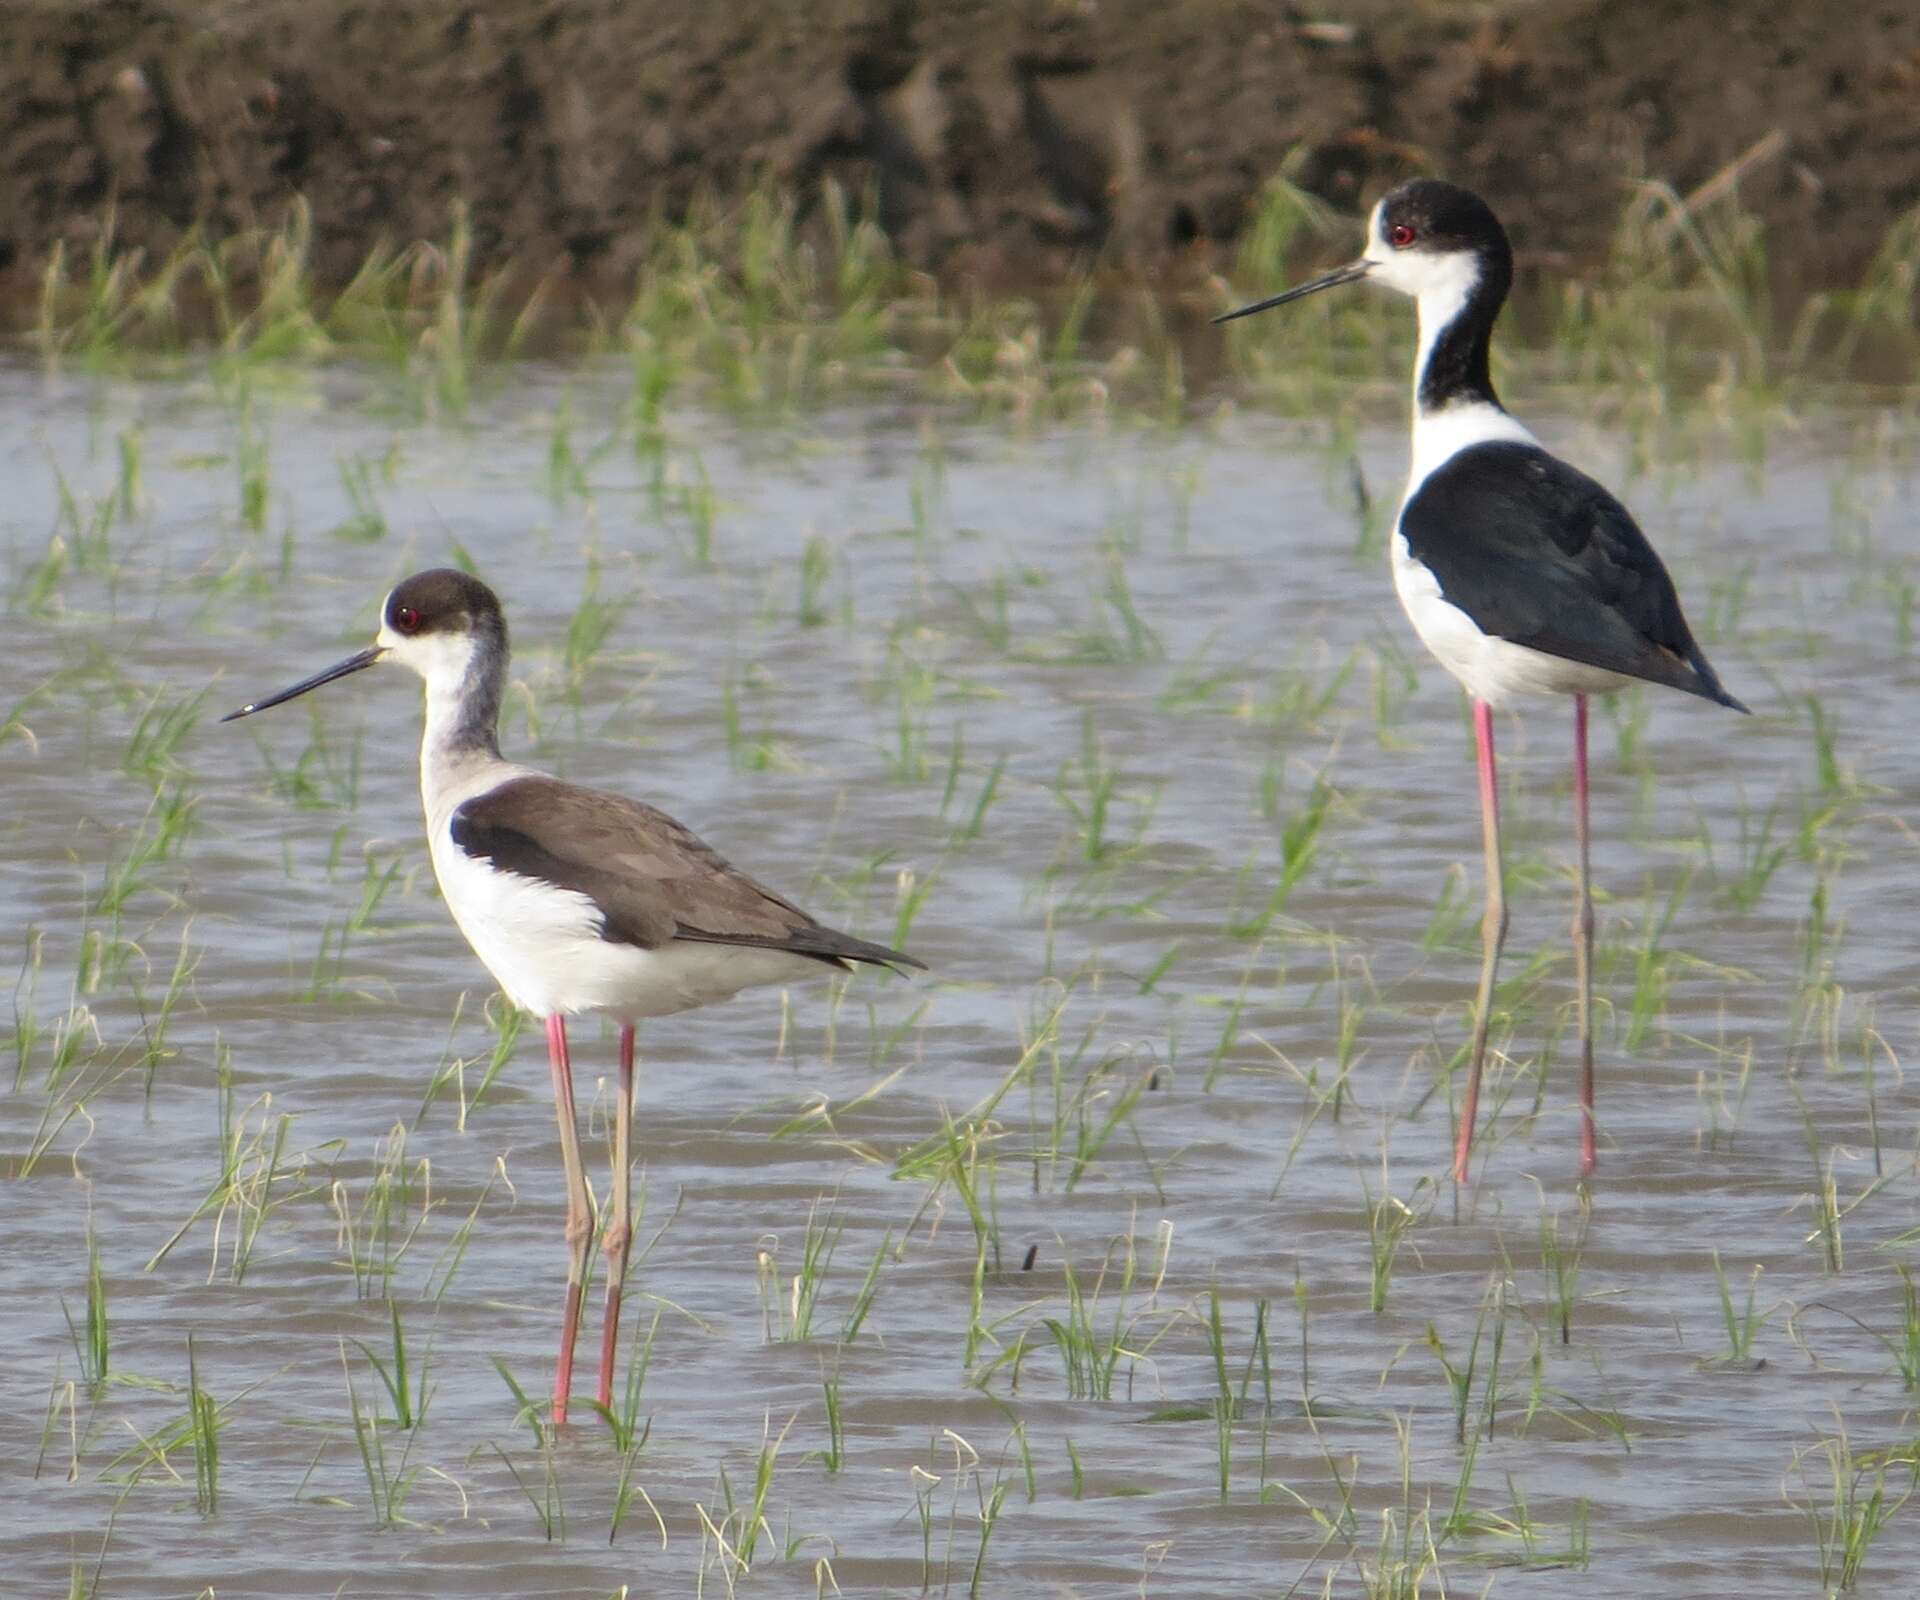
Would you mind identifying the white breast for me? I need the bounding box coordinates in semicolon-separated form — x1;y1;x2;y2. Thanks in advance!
1391;402;1636;707
1389;533;1636;707
1404;401;1538;498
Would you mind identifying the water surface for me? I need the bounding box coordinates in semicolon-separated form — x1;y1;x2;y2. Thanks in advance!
3;359;1918;1596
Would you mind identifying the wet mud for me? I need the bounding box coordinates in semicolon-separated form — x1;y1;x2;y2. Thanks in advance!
2;0;1917;295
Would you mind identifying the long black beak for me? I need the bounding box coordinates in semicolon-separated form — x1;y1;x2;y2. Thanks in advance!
1213;260;1373;324
221;646;385;722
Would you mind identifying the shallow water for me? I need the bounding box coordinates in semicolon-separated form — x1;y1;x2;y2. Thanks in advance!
3;358;1918;1597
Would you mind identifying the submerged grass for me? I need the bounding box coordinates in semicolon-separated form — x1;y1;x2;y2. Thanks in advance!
20;178;1920;440
9;138;1920;1600
1789;1415;1919;1593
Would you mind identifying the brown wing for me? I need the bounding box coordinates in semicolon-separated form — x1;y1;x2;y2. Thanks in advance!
448;775;923;972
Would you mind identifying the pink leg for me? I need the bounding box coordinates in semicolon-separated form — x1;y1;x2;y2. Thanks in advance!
1573;694;1597;1177
1454;699;1508;1185
545;1014;592;1425
597;1023;637;1410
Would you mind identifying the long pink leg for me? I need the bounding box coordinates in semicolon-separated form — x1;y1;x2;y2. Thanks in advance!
597;1023;637;1410
545;1014;593;1425
1454;698;1508;1185
1573;694;1597;1177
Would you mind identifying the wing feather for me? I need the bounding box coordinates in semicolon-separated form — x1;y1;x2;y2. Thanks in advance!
449;777;924;971
1400;442;1744;709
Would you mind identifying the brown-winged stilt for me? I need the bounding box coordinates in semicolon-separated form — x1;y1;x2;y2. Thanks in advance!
224;568;922;1420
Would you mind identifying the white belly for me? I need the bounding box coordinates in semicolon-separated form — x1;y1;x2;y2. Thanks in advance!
1389;529;1637;707
422;770;826;1021
1391;404;1636;706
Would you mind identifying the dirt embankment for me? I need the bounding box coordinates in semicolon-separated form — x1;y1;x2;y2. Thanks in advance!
3;0;1918;296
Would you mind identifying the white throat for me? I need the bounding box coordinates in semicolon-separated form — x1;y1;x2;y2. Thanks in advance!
419;638;483;747
375;622;500;790
1356;212;1492;417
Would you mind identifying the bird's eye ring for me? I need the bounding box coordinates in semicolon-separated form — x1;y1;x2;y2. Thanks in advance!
1389;223;1417;248
394;606;422;634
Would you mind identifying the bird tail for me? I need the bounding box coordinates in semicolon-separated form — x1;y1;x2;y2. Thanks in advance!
1685;645;1749;714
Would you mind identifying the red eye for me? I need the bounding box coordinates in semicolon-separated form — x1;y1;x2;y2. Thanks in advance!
1390;223;1417;248
394;606;422;634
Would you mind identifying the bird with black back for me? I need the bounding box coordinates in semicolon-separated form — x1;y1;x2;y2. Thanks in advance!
1217;180;1745;1183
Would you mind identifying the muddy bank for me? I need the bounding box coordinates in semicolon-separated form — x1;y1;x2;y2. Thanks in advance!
2;0;1917;297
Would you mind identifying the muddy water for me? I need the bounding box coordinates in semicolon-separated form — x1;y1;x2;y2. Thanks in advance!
3;359;1918;1597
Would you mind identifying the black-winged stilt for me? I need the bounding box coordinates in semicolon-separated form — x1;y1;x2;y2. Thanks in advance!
1217;179;1745;1183
224;568;922;1421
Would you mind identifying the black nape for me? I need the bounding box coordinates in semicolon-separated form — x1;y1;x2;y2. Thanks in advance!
1418;293;1503;413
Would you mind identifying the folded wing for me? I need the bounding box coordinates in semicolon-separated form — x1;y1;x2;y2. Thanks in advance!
1401;441;1745;710
450;776;924;972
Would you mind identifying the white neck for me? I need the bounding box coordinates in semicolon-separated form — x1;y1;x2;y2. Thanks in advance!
421;656;477;745
1409;253;1486;414
399;632;504;799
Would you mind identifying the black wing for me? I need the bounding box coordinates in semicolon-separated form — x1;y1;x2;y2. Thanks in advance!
1400;441;1745;710
449;776;924;973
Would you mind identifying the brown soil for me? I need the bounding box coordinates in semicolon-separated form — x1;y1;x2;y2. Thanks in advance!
3;0;1917;297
